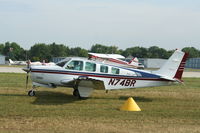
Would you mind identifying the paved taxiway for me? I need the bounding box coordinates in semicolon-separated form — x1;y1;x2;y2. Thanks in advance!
0;67;25;73
0;66;200;77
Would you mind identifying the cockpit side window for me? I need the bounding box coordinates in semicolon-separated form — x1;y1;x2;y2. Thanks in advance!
56;61;68;67
85;62;96;72
111;67;120;74
100;65;108;73
56;58;71;67
65;60;83;70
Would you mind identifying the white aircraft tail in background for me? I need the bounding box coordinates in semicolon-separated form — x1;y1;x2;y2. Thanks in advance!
9;59;26;65
128;57;139;67
8;59;14;64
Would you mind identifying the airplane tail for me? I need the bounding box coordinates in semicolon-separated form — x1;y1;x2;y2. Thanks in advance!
154;50;189;82
128;57;139;67
9;59;14;64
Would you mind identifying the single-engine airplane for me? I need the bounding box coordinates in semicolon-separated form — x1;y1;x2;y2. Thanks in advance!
23;50;188;99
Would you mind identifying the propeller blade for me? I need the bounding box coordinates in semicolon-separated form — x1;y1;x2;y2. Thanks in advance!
25;59;30;89
26;73;29;89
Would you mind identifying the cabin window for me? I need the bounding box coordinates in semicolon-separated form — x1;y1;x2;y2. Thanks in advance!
56;61;67;67
56;58;71;67
111;67;120;74
65;60;83;70
85;62;96;72
100;65;108;73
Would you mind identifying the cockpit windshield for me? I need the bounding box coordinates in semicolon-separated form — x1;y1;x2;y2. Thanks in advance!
56;58;71;67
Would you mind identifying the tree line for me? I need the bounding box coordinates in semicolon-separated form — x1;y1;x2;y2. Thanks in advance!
0;42;199;62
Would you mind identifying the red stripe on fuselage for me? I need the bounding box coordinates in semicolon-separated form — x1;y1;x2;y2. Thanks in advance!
108;58;127;65
174;52;189;80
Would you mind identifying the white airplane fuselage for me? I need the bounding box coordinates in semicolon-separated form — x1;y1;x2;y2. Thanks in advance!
30;58;172;90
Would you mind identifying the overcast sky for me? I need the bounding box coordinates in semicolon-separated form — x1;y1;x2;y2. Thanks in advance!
0;0;200;50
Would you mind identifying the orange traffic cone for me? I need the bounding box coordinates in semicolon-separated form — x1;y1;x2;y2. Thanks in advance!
120;97;141;111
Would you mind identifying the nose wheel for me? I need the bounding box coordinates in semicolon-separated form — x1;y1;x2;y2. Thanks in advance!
28;90;35;96
28;86;36;96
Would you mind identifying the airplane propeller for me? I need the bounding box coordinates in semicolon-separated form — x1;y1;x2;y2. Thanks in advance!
26;71;29;89
23;60;31;89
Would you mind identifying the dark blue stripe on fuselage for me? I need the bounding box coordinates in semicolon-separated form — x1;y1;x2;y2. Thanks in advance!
30;68;163;80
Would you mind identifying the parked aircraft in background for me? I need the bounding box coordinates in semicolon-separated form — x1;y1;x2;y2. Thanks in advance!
9;59;26;65
9;59;55;66
29;60;55;66
88;53;143;69
23;50;188;99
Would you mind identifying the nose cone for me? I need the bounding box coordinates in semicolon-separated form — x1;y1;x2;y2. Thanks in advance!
22;67;31;73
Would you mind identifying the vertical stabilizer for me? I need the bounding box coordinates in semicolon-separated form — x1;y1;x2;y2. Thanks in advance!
9;59;14;64
128;57;139;67
154;50;188;81
173;52;189;80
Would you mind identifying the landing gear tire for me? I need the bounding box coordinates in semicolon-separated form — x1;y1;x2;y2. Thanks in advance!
28;90;35;96
73;89;80;97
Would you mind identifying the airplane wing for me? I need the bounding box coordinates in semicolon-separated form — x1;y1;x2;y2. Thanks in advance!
60;76;105;90
76;77;105;98
75;76;105;90
60;76;105;98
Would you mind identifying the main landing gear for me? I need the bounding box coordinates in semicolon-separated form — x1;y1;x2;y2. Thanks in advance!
73;89;80;98
28;86;36;96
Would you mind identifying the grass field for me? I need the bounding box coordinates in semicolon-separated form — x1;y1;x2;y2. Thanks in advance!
0;73;200;133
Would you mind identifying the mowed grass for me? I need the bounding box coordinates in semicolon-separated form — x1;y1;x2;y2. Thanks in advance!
0;73;200;133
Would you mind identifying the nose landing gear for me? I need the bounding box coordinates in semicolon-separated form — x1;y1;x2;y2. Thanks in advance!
28;90;35;96
28;85;36;96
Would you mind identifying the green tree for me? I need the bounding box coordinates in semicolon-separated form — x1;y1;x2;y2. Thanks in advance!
148;46;169;59
90;44;108;53
10;42;26;60
90;44;120;54
70;47;88;57
118;49;124;55
29;43;51;61
0;44;4;54
49;42;70;57
166;50;175;58
122;46;148;58
182;47;200;58
107;46;120;54
2;42;25;60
